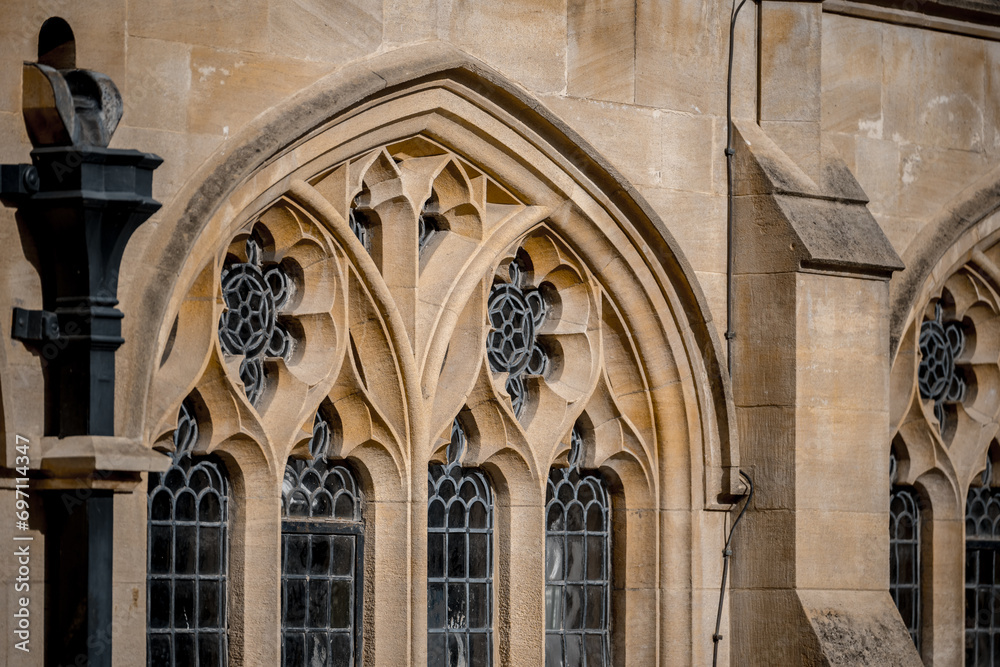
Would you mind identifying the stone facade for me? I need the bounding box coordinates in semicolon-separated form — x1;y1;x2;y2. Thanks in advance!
0;1;997;665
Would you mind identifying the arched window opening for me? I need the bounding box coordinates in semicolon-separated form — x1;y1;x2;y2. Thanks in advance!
427;417;494;666
545;424;611;666
966;457;1000;666
888;450;921;651
281;412;364;666
147;401;230;666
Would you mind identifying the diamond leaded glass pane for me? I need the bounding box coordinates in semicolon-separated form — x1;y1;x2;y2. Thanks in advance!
428;418;494;666
148;401;229;667
545;426;611;666
281;414;364;667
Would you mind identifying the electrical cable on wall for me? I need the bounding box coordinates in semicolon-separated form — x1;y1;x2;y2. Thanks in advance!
715;0;756;663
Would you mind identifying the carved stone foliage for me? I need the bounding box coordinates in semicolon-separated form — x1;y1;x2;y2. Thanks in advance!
151;135;656;510
892;245;1000;501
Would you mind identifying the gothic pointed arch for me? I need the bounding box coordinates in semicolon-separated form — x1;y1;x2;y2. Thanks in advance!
122;44;740;665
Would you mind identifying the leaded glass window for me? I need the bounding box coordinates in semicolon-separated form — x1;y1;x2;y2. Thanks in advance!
487;256;548;417
148;401;229;666
545;426;611;666
281;413;364;667
888;451;920;650
966;459;1000;666
428;418;494;666
349;193;372;253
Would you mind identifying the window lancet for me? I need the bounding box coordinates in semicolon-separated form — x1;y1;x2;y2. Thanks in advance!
966;459;1000;666
427;418;494;666
147;401;230;666
888;451;921;651
281;413;364;666
487;257;548;417
545;425;611;666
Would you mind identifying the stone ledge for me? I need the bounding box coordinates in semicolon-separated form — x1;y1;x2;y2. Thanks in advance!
35;435;171;489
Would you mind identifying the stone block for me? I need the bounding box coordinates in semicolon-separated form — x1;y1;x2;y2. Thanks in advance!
383;0;436;43
635;0;756;117
821;13;883;136
882;25;986;153
128;0;268;52
122;37;192;133
541;94;662;189
439;0;568;94
758;1;821;124
854;136;901;220
732;272;797;408
759;119;821;185
795;510;887;591
894;143;990;222
728;508;796;590
186;47;336;137
736;405;797;510
730;588;815;666
567;0;635;104
266;0;382;63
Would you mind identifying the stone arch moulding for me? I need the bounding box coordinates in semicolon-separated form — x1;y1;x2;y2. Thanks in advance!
890;205;1000;506
119;42;740;510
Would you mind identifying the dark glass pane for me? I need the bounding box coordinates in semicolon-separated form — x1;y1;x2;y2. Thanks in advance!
175;633;195;665
174;580;195;629
428;634;446;666
151;490;171;521
309;579;331;628
429;499;446;527
428;583;446;628
332;633;352;667
199;527;221;575
175;525;196;574
149;636;171;664
149;581;171;628
199;492;222;522
330;579;352;629
284;634;304;665
428;534;445;578
199;634;221;664
447;634;465;667
334;494;354;519
288;491;309;517
286;535;308;575
285;579;307;626
567;504;584;531
448;533;467;578
586;504;603;532
547;504;564;532
469;582;488;628
312;490;333;517
449;502;466;528
585;634;605;664
150;525;172;574
332;535;354;577
311;536;332;575
176;490;196;521
470;633;489;665
199;580;220;628
468;533;488;579
469;501;487;529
